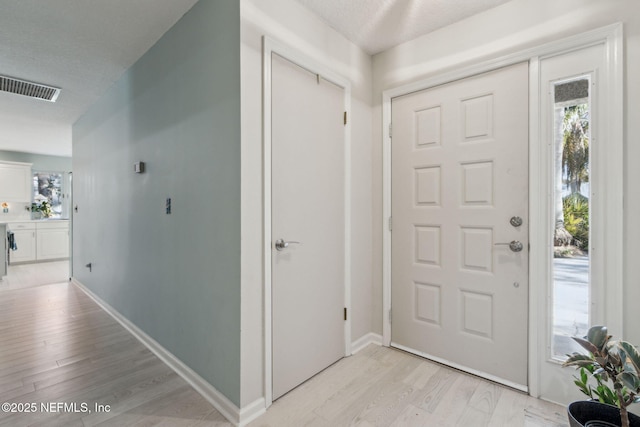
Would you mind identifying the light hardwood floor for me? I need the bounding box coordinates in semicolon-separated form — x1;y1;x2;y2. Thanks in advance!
0;260;69;290
0;274;569;426
0;281;227;426
250;344;568;427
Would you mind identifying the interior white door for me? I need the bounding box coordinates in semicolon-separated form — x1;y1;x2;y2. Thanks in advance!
391;62;529;387
271;53;345;400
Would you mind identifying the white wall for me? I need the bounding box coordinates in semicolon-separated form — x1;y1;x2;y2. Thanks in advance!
372;0;640;345
0;116;71;157
240;0;373;407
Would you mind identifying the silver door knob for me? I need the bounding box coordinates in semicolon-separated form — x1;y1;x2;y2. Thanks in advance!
494;240;523;252
510;216;523;227
275;239;300;251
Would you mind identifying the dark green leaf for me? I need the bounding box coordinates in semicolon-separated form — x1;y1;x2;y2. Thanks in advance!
587;326;609;349
619;372;638;391
573;336;599;354
594;385;619;406
581;367;589;384
564;359;597;369
564;353;594;366
620;342;640;373
573;379;591;397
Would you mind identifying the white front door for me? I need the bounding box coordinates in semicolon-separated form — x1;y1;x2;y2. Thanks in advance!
391;62;529;388
271;53;346;400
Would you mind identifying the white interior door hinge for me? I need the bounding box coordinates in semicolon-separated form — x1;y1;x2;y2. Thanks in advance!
388;217;392;231
388;123;392;138
388;309;392;324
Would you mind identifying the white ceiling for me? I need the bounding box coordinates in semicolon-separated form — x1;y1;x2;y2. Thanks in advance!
294;0;514;55
0;0;512;157
0;0;199;157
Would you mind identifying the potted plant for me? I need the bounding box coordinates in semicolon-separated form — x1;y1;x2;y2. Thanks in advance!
563;325;640;427
31;198;52;219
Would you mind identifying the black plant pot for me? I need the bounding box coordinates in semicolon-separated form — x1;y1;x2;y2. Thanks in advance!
568;401;640;427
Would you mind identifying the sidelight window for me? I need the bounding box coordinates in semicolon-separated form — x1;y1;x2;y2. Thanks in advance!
550;76;591;360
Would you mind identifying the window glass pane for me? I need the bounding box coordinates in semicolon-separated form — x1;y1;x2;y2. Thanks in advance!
32;172;64;219
551;77;590;360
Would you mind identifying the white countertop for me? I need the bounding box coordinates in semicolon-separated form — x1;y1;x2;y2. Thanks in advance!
1;219;69;224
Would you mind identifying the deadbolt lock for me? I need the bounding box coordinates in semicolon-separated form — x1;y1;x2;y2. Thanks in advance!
510;216;523;227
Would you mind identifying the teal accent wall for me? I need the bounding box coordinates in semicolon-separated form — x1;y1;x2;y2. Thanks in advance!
72;0;241;405
0;150;71;172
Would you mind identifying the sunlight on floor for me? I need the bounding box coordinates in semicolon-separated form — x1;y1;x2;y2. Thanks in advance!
0;260;69;290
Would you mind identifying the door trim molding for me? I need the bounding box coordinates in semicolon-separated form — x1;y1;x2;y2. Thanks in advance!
382;23;623;399
262;36;352;408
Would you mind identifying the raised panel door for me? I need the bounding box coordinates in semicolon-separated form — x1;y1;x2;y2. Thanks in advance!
391;62;529;387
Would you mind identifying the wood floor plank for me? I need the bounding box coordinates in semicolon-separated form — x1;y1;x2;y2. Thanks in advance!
426;373;482;425
487;387;529;426
0;280;228;427
96;385;229;427
524;401;570;426
1;266;569;427
412;365;457;413
389;404;431;427
467;381;504;415
249;344;568;427
312;355;412;422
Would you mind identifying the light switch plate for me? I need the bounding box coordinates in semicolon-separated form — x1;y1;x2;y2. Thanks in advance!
134;161;145;173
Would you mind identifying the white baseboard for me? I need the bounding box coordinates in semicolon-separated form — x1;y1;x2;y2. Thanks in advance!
238;397;266;426
72;278;261;426
351;332;383;354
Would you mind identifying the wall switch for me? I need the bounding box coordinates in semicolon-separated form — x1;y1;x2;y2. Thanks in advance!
166;198;171;214
134;161;145;173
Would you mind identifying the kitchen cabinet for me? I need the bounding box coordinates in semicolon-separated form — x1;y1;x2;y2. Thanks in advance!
0;161;32;202
36;221;69;260
8;222;37;263
7;221;69;264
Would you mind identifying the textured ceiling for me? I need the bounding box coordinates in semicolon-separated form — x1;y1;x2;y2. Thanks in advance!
1;0;513;157
295;0;514;55
0;0;199;156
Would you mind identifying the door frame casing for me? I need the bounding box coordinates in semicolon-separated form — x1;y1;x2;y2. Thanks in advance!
381;23;623;398
262;36;352;408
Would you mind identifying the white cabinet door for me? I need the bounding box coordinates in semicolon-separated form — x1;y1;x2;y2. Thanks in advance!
0;162;32;202
36;223;69;260
11;229;37;263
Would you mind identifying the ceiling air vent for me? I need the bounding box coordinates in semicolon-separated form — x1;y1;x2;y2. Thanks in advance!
0;75;60;102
